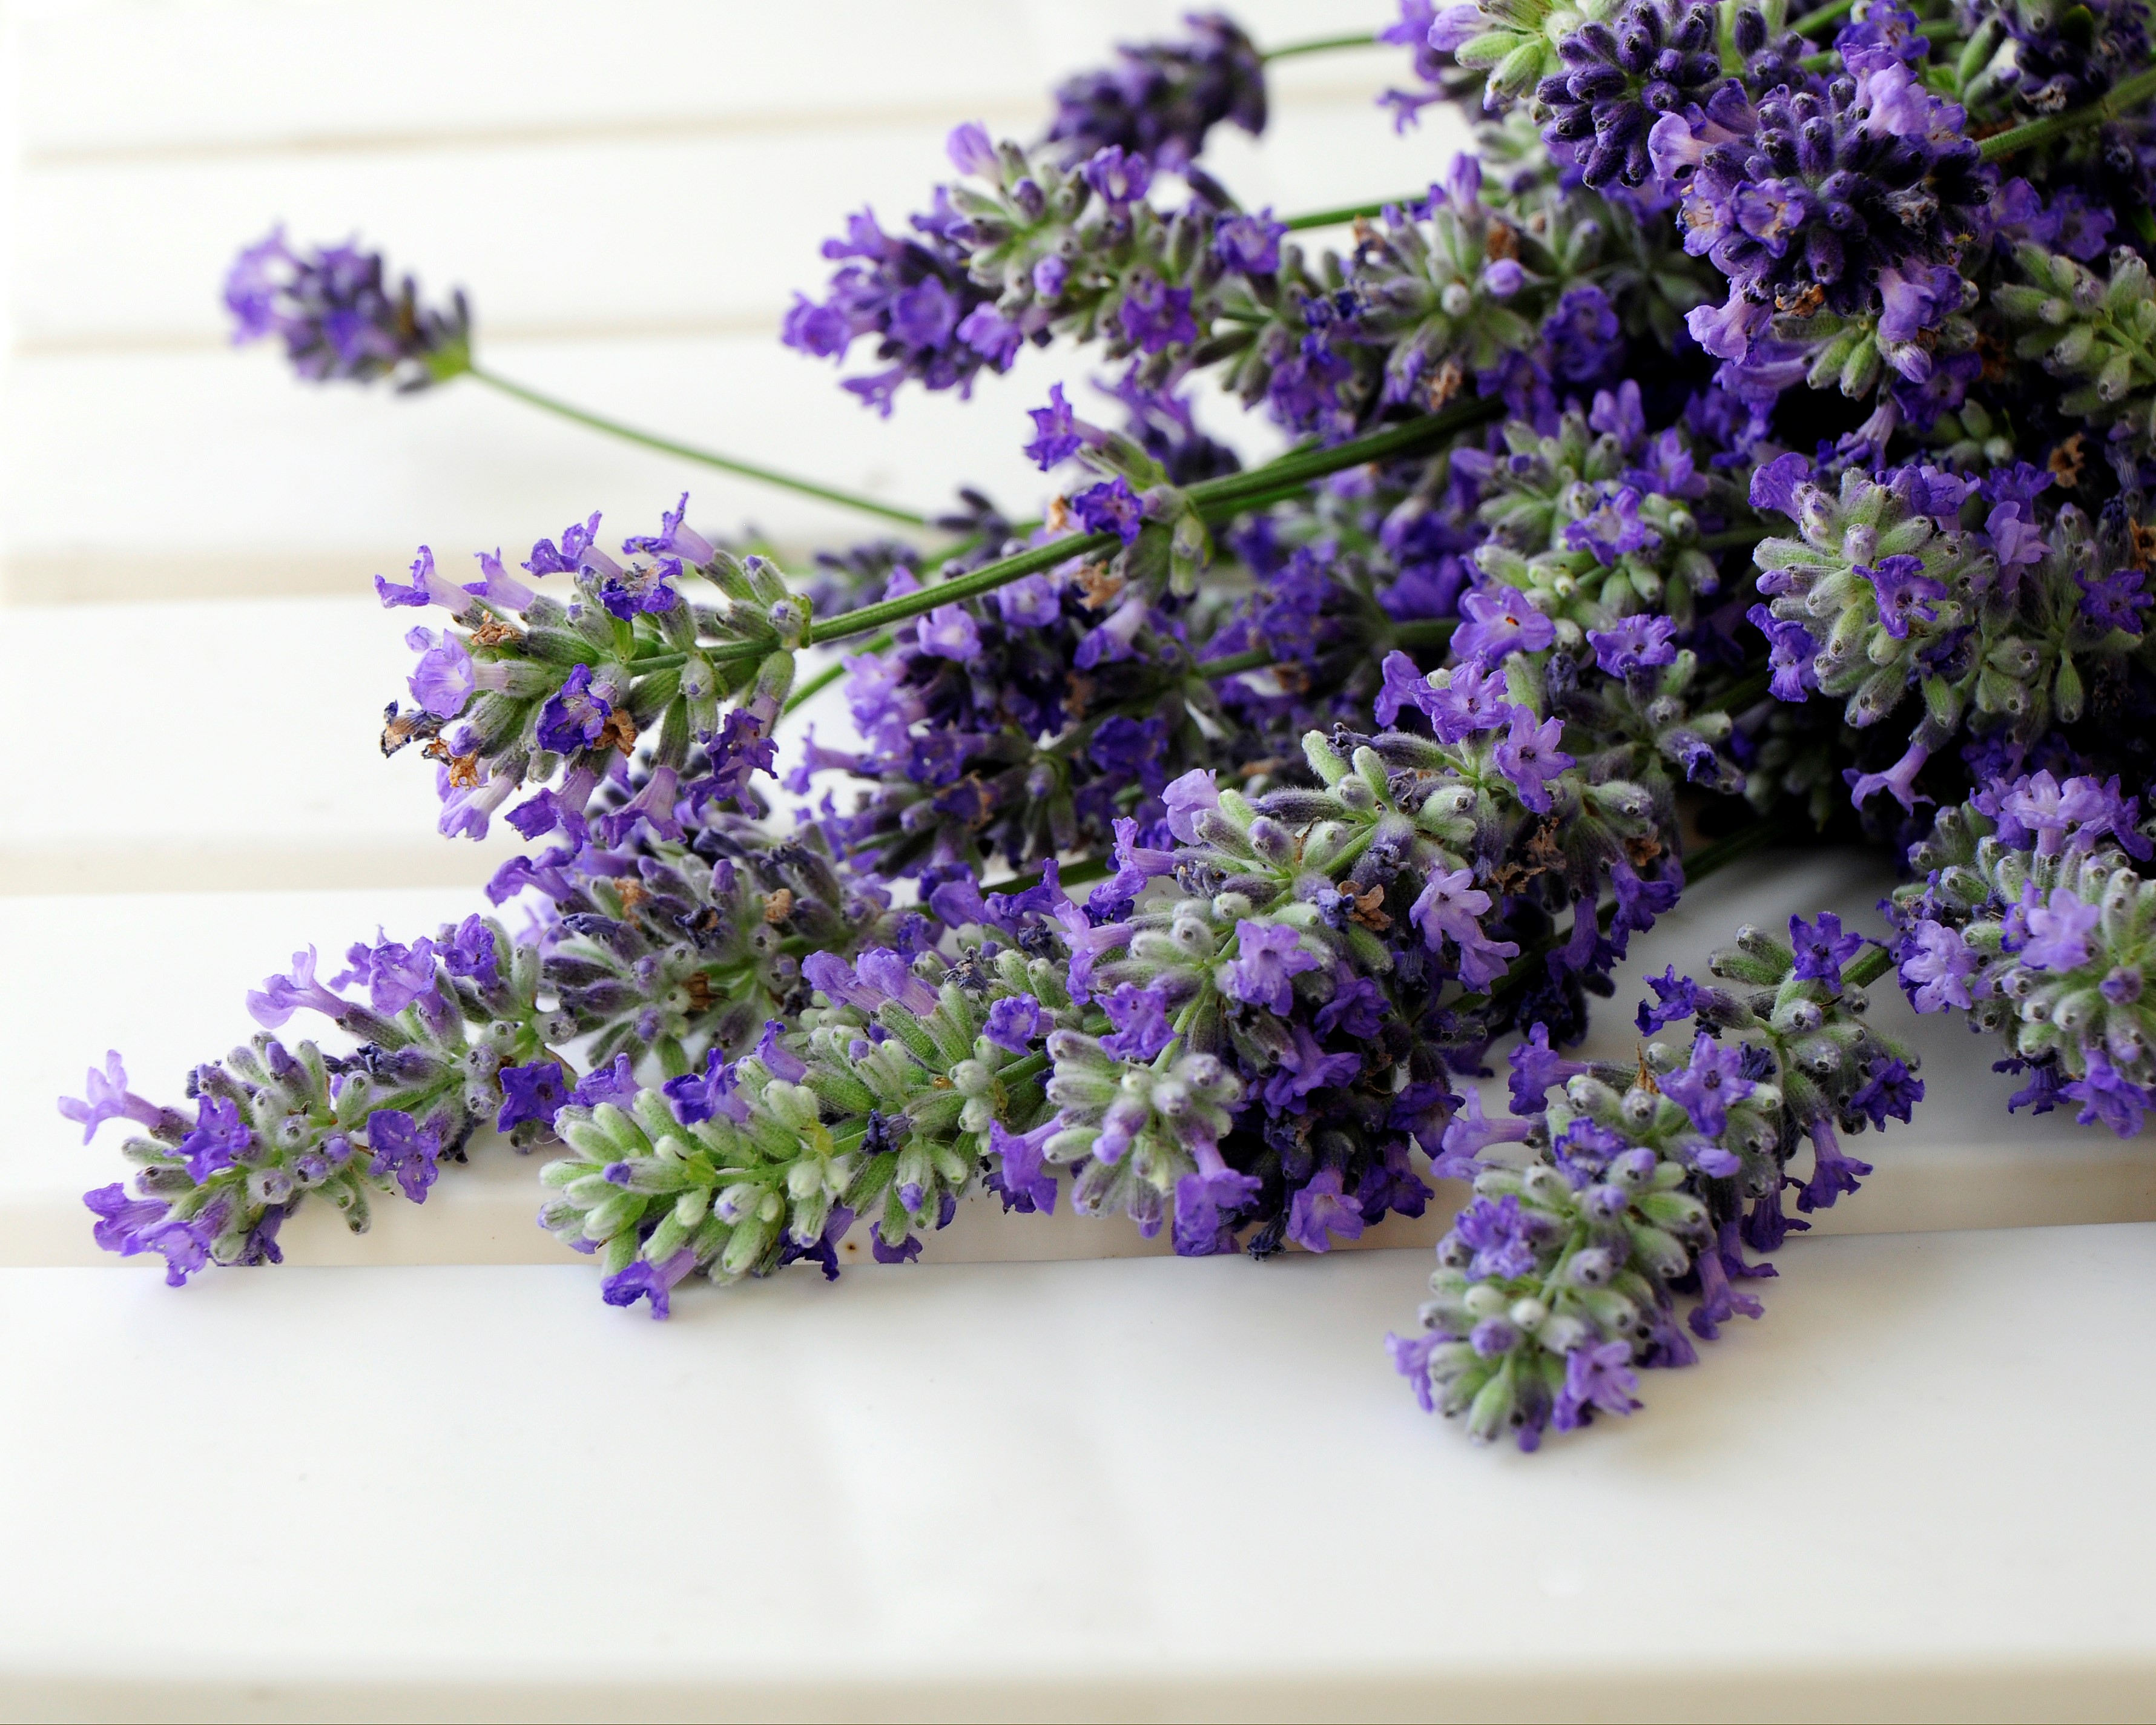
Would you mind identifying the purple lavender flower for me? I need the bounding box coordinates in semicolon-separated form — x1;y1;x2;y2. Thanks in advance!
1423;661;1514;742
1554;1340;1641;1428
601;1248;697;1320
621;493;719;565
1901;921;1979;1012
2065;1054;2152;1136
365;1109;443;1203
983;994;1047;1056
496;1061;569;1133
2019;888;2101;972
1117;278;1198;354
1586;613;1678;678
1636;965;1704;1034
1043;14;1265;170
1024;383;1085;469
1492;707;1574;815
83;1185;218;1287
330;930;438;1016
1222;921;1319;1014
1509;1023;1591;1114
1453;1193;1537;1279
535;665;614;756
177;1095;252;1183
246;946;354;1031
1215;209;1286;274
1375;650;1442;728
1796;1118;1873;1212
1563;487;1659;566
1543;283;1623;382
1850;1057;1924;1128
990;1119;1059;1214
1387;1327;1446;1411
571;1055;641;1110
1747;602;1818;702
664;1049;749;1127
1454;585;1557;666
1286;1167;1365;1252
1098;983;1176;1061
57;1052;172;1144
225;227;469;389
1538;0;1726;189
1161;768;1219;842
1071;476;1144;545
1862;556;1950;640
1411;868;1520;989
1262;1024;1362;1113
1659;1031;1756;1136
1789;912;1864;989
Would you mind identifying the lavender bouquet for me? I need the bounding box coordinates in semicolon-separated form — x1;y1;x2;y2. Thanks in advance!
64;5;2156;1451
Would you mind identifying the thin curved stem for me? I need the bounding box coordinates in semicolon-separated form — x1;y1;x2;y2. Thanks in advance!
764;394;1504;656
466;364;932;529
1979;62;2156;160
1262;30;1382;61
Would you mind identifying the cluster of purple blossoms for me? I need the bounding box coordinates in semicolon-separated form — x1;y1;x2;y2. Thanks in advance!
225;226;470;389
106;1;2156;1455
1042;11;1267;170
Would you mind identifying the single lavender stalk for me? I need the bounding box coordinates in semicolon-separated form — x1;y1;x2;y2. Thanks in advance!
225;228;937;530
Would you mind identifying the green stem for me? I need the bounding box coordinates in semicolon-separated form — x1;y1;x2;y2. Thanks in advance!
1699;526;1772;551
1283;198;1413;232
466;364;932;529
1262;30;1382;61
1846;943;1895;988
1787;0;1857;37
1979;62;2156;160
768;395;1502;656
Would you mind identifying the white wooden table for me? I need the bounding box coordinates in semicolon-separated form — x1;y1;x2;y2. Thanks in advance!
4;5;2155;1719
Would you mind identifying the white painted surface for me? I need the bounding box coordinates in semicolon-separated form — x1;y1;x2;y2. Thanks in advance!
4;1227;2155;1721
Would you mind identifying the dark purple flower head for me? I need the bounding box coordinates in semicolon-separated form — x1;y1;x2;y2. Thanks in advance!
330;929;438;1016
1222;920;1319;1015
1509;1023;1591;1114
1862;555;1949;640
178;1094;252;1183
1044;15;1265;171
365;1108;443;1203
572;1055;641;1110
1636;964;1704;1034
1452;1193;1538;1279
1789;912;1864;988
1024;382;1086;470
1286;1167;1365;1252
1117;278;1198;354
443;915;501;987
664;1048;750;1127
1214;209;1287;274
225;226;469;389
1538;0;1726;190
2065;1052;2152;1136
1850;1056;1924;1128
1660;1031;1756;1137
601;1248;698;1320
983;994;1047;1056
1554;1339;1641;1429
1071;476;1145;545
535;665;613;756
1098;983;1176;1061
1493;707;1574;815
1587;613;1678;677
1263;1024;1362;1114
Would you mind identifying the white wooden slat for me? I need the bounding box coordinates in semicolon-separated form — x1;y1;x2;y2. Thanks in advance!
4;1229;2155;1718
0;331;1284;604
10;853;2151;1268
13;99;1443;348
11;1;1399;153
